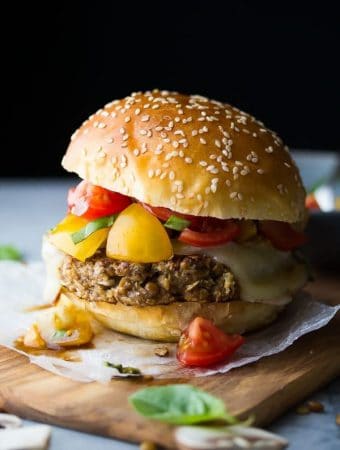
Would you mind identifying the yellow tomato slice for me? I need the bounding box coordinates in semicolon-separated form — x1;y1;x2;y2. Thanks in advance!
106;203;173;262
48;214;108;262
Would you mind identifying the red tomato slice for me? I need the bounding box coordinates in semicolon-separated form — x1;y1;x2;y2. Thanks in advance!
179;220;240;247
67;181;131;220
177;317;244;367
141;203;202;229
259;220;307;251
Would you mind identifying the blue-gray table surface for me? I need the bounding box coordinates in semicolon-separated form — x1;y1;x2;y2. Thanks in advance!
0;179;339;450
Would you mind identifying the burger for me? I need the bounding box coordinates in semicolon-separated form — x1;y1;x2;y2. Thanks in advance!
43;90;308;345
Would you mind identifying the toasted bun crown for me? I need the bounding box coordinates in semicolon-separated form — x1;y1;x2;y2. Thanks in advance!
62;90;306;222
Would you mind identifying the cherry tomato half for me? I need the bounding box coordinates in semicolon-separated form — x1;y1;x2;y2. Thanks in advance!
259;220;307;251
305;193;320;211
67;181;131;220
178;220;240;247
177;317;244;367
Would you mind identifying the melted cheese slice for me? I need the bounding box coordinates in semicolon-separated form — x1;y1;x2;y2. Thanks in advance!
173;239;308;305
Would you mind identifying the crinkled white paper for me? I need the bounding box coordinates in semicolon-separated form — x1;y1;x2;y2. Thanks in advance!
0;261;338;382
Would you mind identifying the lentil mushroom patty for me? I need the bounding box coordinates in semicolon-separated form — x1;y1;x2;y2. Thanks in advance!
59;250;237;306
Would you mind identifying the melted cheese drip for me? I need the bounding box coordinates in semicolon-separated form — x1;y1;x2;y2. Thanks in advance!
173;239;307;305
42;236;64;303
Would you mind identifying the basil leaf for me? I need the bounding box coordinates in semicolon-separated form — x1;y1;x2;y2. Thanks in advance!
129;384;237;425
164;215;191;231
71;215;117;244
0;245;23;261
104;361;141;375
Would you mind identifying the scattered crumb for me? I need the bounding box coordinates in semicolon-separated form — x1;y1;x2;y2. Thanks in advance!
140;441;157;450
143;375;154;382
307;400;324;413
154;346;169;357
295;405;310;415
296;400;325;415
336;414;340;426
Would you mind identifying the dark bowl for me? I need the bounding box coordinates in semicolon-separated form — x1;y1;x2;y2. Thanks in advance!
303;212;340;272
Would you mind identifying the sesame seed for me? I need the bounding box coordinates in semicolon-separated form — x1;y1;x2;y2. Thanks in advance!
139;129;147;136
175;117;180;122
230;192;237;199
133;148;140;156
141;115;150;122
199;138;207;145
122;133;129;141
135;108;141;115
199;161;208;167
148;169;154;178
106;137;114;144
125;116;131;123
185;157;193;164
160;172;167;180
205;187;211;194
120;155;127;168
215;139;221;148
284;162;291;168
174;130;185;136
265;146;274;153
237;193;243;200
225;179;231;186
192;130;198;136
111;112;117;118
119;127;125;134
172;141;179;148
155;126;163;131
169;171;175;180
257;168;264;174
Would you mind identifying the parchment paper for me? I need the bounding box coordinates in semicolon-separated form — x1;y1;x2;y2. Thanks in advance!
0;261;338;382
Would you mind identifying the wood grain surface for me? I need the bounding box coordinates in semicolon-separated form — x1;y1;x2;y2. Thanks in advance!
0;276;339;449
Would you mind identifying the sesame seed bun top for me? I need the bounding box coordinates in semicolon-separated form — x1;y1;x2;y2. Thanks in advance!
62;90;306;222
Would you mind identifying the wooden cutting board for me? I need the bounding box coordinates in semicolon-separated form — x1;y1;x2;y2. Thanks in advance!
0;276;339;449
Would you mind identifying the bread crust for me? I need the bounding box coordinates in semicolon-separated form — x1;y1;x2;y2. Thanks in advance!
62;90;306;223
62;290;284;342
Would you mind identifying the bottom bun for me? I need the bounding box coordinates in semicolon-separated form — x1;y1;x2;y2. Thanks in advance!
61;290;285;342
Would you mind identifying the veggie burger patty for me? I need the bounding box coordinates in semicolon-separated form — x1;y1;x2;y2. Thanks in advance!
60;249;237;306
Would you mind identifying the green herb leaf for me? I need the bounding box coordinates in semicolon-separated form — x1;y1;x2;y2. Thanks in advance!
0;245;23;261
164;215;191;231
104;361;141;376
71;215;117;244
53;329;67;339
129;384;238;425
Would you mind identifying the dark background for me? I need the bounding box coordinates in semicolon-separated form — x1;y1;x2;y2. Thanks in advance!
2;1;340;177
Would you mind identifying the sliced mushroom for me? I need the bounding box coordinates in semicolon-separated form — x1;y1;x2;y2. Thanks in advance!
0;424;51;449
0;413;22;429
175;425;288;450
